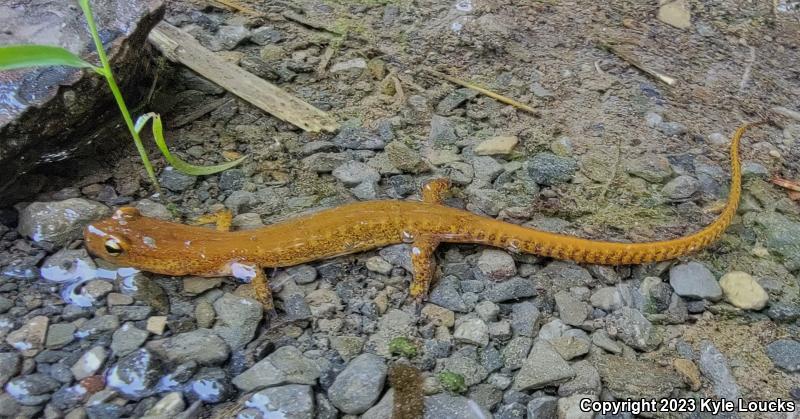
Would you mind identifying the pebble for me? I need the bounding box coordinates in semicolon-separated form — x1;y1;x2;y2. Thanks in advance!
661;175;699;199
510;302;540;337
454;317;489;347
527;396;557;418
195;300;216;328
502;337;532;370
496;402;526;419
475;301;500;322
111;323;148;356
105;349;163;399
283;265;318;285
624;155;672;183
17;198;109;245
436;88;478;114
657;121;689;136
144;392;185;417
440;355;488;387
424;394;492;419
554;291;590;326
513;340;575;390
590;287;624;312
330;336;365;362
0;352;20;387
476;249;517;280
658;0;692;29
669;262;722;301
525;152;578;186
591;330;622;354
212;293;263;349
183;277;223;296
186;367;233;403
481;277;537;303
472;156;505;182
328;353;387;414
385;141;429;174
159;167;197;192
110;305;152;321
134;199;172;220
4;373;60;405
366;256;393;275
146;329;230;366
766;339;800;372
719;271;768;310
45;323;76;349
755;212;800;271
76;314;119;338
107;293;134;306
305;289;342;317
146;316;167;335
71;346;106;380
559;360;601;397
673;358;701;391
607;307;661;351
232;345;320;392
475;136;519;156
429;276;468;312
698;341;739;399
332;161;381;187
6;315;48;356
549;336;591;361
333;126;385;150
243;384;315;419
421;304;455;328
429;115;458;143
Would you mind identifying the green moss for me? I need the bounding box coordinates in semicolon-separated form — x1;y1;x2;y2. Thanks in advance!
388;337;418;358
438;371;467;393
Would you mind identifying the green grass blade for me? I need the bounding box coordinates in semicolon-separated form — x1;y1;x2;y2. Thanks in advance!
144;112;247;176
0;45;100;72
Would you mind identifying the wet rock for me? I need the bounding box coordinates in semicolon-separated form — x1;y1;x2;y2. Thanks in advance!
332;161;381;187
5;315;48;356
669;262;722;301
454;317;489;347
719;271;768;310
76;314;119;338
481;277;536;303
212;293;263;349
593;355;683;399
0;352;21;387
554;291;590;326
17;199;109;245
662;175;698;199
159;167;197;192
186;367;233;403
71;346;107;380
232;345;320;392
527;396;557;419
513;340;575;390
243;384;314;419
766;339;800;373
625;156;672;183
111;323;148;356
525;152;578;186
45;323;76;349
333;126;385;150
477;249;517;280
423;394;492;419
146;329;230;366
119;273;170;314
4;373;60;405
328;353;387;414
698;341;739;399
510;302;540;337
606;307;661;351
105;349;163;399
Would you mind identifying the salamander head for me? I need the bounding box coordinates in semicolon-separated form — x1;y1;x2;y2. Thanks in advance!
83;207;209;275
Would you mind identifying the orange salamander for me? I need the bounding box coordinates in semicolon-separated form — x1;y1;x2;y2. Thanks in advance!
83;122;762;310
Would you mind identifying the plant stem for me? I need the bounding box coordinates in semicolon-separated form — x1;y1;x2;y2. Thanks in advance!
80;0;161;191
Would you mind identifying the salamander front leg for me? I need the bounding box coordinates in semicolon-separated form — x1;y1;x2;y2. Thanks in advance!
421;178;451;204
409;237;440;302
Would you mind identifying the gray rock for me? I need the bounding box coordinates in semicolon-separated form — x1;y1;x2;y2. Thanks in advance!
429;115;458;144
367;308;416;356
424;394;493;419
766;339;800;372
669;262;722;301
0;353;20;387
110;305;152;321
378;244;412;272
549;336;590;361
527;396;557;419
429;276;468;312
4;373;59;405
0;297;12;314
454;317;489;347
480;345;504;373
742;161;769;179
45;323;76;349
105;349;163;399
502;336;533;370
662;175;699;199
186;367;233;403
554;291;590;326
333;161;381;187
481;277;537;303
328;353;387;414
244;384;314;419
510;302;540;337
111;323;148;356
71;346;107;380
330;58;367;74
698;341;739;399
625;156;672;183
251;26;284;45
472;156;505;182
159;167;197;192
475;301;500;322
361;388;393;419
351;181;379;200
213;293;263;349
477;249;517;280
525;153;578;186
76;314;119;338
513;340;575;390
224;190;255;213
645;112;663;128
468;383;502;411
18;199;109;245
302;152;349;173
538;319;570;341
282;294;312;321
606;307;661;351
591;330;622;354
146;329;230;366
441;355;488;386
333;126;385;150
232;345;320;392
436;88;479;114
496;403;526;419
754;212;800;270
657;121;688;136
558;360;601;397
767;303;800;322
205;24;249;51
590;287;624;312
593;354;682;399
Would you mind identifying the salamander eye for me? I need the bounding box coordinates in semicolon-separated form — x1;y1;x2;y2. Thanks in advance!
104;239;123;256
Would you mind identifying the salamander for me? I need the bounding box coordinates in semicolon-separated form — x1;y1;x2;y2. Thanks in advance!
83;122;762;310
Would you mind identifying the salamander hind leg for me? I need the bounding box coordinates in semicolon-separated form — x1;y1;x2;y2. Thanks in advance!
409;237;440;302
230;262;276;317
421;178;451;204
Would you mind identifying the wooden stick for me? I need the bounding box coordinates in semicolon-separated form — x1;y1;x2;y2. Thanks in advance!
598;41;677;86
148;22;339;133
424;69;539;115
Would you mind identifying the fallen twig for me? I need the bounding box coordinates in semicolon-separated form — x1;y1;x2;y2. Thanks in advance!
424;69;539;115
771;176;800;192
598;41;677;86
738;46;756;93
210;0;263;16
